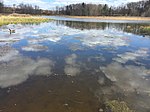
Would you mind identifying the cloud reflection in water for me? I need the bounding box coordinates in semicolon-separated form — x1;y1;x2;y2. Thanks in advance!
100;62;150;93
113;48;149;64
64;54;80;76
0;46;54;88
22;44;48;52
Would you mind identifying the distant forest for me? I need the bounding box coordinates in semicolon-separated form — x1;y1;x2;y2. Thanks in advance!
0;0;150;16
56;0;150;17
0;0;52;15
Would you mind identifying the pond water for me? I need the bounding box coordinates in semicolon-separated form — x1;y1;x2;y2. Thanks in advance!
0;16;150;112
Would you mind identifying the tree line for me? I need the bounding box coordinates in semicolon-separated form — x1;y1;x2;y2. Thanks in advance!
0;0;150;16
56;0;150;17
0;0;52;15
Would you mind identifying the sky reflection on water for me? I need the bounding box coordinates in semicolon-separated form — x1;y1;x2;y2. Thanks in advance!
0;19;150;112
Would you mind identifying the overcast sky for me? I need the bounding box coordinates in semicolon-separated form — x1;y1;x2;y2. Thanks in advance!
4;0;141;10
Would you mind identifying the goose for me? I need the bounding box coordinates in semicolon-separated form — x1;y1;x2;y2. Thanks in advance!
9;29;15;34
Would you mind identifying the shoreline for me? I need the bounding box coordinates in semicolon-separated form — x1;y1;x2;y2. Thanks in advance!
62;15;150;21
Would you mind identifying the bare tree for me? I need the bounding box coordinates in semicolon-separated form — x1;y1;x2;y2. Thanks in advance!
0;0;4;13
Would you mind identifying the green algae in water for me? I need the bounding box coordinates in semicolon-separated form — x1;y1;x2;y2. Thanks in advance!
106;100;134;112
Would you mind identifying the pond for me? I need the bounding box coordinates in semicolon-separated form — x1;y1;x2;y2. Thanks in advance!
0;16;150;112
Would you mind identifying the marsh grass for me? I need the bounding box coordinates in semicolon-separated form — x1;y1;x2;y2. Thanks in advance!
140;26;150;34
126;25;150;35
64;16;150;21
0;15;50;26
106;100;134;112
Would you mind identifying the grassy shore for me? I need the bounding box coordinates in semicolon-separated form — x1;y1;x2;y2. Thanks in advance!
0;14;50;26
64;15;150;21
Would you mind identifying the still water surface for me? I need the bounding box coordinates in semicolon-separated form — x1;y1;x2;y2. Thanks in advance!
0;16;150;112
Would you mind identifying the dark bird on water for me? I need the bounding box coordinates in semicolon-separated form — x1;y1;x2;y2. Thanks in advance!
9;29;15;34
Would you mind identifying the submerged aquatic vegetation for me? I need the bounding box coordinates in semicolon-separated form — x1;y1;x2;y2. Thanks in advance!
0;15;51;26
106;100;134;112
